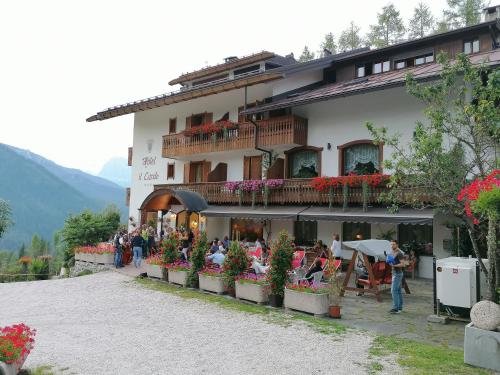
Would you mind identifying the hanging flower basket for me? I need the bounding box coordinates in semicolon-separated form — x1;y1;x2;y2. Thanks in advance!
182;121;237;137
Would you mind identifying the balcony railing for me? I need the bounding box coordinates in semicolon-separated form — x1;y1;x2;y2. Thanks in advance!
162;115;307;158
154;179;427;206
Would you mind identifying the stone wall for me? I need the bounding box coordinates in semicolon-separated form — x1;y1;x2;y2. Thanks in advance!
70;261;112;277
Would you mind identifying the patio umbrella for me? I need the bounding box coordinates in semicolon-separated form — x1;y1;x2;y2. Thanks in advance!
342;239;390;261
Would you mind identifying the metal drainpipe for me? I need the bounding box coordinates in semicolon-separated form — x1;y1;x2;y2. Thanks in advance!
248;117;272;174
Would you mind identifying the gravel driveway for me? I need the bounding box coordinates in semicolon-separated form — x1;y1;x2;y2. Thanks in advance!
0;272;401;375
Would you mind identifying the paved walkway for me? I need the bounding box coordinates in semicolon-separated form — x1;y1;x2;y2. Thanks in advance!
0;272;402;375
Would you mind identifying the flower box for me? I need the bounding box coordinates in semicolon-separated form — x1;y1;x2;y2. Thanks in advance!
145;264;163;279
284;288;329;317
464;323;500;372
199;274;227;295
93;253;114;265
235;281;269;304
0;345;30;375
0;324;35;375
168;269;189;287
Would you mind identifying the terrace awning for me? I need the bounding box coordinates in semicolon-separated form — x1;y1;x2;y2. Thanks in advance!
200;206;309;220
298;207;434;225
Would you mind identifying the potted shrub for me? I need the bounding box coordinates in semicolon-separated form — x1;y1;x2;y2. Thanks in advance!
284;281;329;317
266;230;295;307
235;273;270;304
159;233;180;281
0;323;36;375
223;241;250;297
187;231;209;288
167;261;191;287
198;267;227;294
145;253;163;279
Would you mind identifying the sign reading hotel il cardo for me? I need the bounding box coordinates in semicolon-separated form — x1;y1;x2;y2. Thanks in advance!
137;139;160;187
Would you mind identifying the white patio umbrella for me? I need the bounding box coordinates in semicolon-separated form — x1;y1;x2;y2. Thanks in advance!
342;239;391;261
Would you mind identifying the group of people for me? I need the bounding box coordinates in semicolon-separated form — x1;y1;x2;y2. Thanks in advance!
113;225;159;269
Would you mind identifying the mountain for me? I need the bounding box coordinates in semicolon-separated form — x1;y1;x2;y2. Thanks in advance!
0;143;127;251
98;157;131;188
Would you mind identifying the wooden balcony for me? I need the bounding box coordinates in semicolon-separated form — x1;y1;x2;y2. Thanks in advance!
154;179;427;206
162;115;307;159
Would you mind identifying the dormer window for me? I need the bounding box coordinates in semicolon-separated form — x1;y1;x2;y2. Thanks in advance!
464;39;480;54
373;60;390;74
395;60;406;70
415;53;434;66
356;65;365;78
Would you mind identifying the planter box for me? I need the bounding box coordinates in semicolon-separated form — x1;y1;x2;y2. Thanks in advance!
284;288;329;317
94;253;114;265
145;264;163;279
464;323;500;372
199;274;227;295
0;344;31;375
235;281;269;304
168;269;189;287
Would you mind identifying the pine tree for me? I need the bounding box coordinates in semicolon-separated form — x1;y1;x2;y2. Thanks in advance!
298;46;315;62
444;0;486;28
18;243;25;259
368;4;406;48
408;3;435;39
435;16;451;33
319;33;337;56
338;22;364;51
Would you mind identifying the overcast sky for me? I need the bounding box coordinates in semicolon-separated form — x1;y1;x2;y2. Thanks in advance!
0;0;449;175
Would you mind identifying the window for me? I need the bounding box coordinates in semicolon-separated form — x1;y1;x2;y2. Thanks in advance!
464;39;480;54
234;64;261;76
373;61;390;74
169;118;177;134
191;114;204;127
398;224;433;256
231;219;263;242
343;222;371;241
288;150;319;178
383;61;391;72
167;163;175;179
356;65;365;78
415;53;434;65
294;221;317;246
395;60;406;70
342;143;380;175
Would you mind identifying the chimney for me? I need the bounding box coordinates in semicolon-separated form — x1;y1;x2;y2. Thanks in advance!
483;5;500;22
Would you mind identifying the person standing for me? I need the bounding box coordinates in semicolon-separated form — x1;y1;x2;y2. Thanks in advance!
114;231;123;268
389;239;406;314
331;234;342;260
131;230;144;268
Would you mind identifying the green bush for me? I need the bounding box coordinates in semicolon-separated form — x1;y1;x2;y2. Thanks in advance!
187;231;208;287
223;241;250;289
267;230;295;297
29;259;49;280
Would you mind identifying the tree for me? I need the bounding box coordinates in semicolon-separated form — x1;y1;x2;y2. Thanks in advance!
408;3;435;39
18;243;25;259
29;234;49;258
319;33;337;57
338;22;364;51
0;199;12;240
367;53;500;300
435;16;451;33
367;3;406;48
298;46;315;62
444;0;486;28
187;231;208;287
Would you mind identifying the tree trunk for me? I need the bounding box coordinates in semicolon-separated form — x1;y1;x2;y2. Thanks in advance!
486;214;498;302
466;223;488;275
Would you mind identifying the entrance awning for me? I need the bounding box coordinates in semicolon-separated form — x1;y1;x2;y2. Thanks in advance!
200;206;309;220
140;188;208;212
298;207;434;225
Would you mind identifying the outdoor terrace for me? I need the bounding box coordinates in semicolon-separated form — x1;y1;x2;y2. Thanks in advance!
162;115;308;159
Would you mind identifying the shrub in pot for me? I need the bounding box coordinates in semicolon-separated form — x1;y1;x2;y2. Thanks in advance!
266;230;295;307
198;267;227;294
187;231;209;288
159;233;180;281
0;323;36;375
284;281;329;316
167;261;191;287
223;241;250;296
325;253;343;318
235;273;270;304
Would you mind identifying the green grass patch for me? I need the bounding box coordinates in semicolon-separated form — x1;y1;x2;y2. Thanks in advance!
135;277;346;335
76;270;93;277
370;336;491;375
19;365;55;375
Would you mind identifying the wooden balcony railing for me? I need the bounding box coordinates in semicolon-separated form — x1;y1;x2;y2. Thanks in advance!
154;179;426;206
162;115;307;158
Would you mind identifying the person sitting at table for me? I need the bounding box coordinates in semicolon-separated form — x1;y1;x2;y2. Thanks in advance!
260;246;269;266
217;240;225;253
251;256;269;275
210;240;219;252
255;238;262;250
222;235;229;249
304;259;323;283
207;249;225;266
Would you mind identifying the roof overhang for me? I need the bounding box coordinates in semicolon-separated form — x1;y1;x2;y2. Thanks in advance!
200;206;309;220
140;189;208;212
87;72;282;122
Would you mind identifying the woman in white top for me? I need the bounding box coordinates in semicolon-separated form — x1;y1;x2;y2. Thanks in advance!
331;234;342;260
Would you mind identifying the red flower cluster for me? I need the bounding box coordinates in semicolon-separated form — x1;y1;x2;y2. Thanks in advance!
74;243;115;255
0;323;36;365
458;170;500;225
310;173;391;191
182;121;237;137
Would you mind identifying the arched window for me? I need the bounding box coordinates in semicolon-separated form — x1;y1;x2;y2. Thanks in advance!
285;146;322;178
338;140;382;176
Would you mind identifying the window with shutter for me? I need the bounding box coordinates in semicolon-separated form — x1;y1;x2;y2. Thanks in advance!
167;163;175;179
169;118;177;134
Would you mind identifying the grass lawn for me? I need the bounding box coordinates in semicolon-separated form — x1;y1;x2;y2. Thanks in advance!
136;277;493;375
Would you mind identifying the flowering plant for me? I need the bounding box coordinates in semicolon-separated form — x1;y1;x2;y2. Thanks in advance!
0;323;36;365
223;241;251;288
224;181;241;193
159;233;180;266
167;260;191;271
310;174;391;191
74;243;115;254
18;256;32;264
182;121;237;137
266;230;295;297
145;253;163;266
236;273;269;285
198;266;224;277
286;281;328;294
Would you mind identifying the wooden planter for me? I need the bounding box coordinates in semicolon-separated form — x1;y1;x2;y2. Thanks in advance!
284;288;329;317
168;269;189;287
145;264;163;279
199;274;227;294
94;253;114;265
235;281;270;304
0;344;32;375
